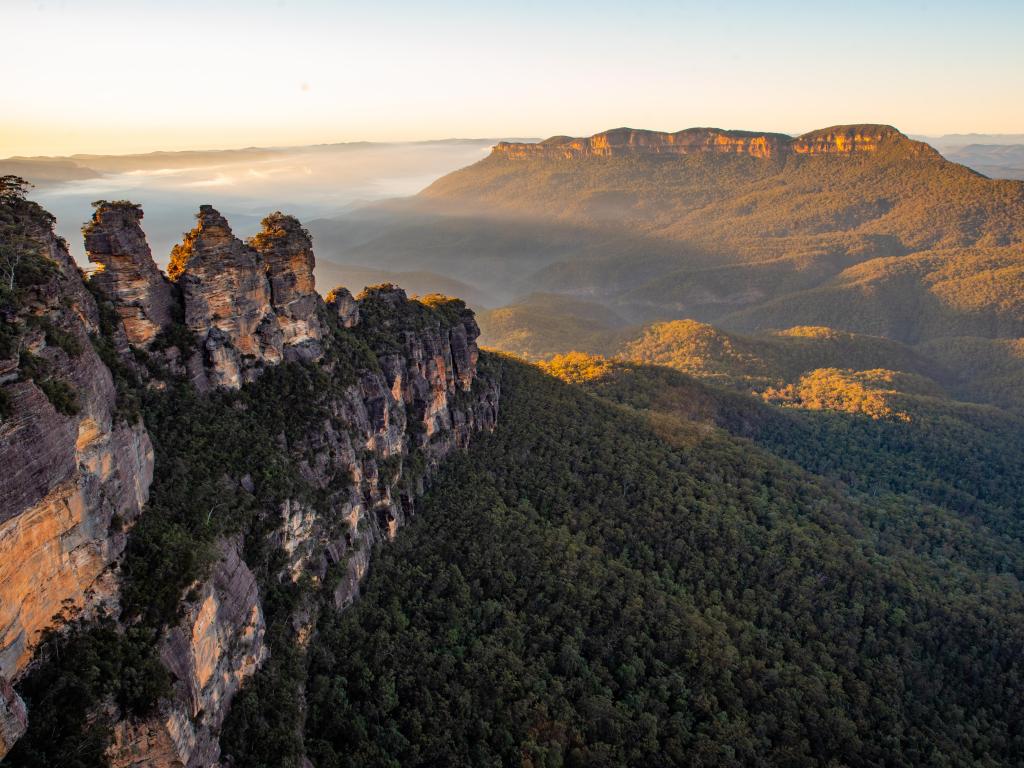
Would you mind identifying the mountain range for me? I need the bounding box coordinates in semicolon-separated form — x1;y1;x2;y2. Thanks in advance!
2;122;1024;766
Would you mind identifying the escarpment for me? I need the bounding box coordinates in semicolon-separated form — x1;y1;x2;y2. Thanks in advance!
492;124;940;161
0;196;154;756
0;191;498;763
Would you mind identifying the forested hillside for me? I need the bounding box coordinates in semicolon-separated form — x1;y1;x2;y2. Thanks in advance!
287;355;1024;767
318;125;1024;368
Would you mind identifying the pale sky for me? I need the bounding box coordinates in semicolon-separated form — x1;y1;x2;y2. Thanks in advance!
3;0;1023;157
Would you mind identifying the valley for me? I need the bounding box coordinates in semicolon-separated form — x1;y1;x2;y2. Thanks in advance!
2;121;1024;766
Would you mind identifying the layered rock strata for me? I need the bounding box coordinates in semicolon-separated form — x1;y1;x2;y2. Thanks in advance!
281;285;498;611
0;198;499;763
0;218;154;757
169;206;326;389
84;201;174;348
108;542;267;768
493;124;940;161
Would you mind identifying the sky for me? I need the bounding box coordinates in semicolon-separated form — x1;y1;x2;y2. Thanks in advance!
3;0;1024;157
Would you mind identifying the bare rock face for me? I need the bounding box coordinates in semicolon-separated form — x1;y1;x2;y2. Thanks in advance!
249;212;325;361
0;222;154;757
494;127;792;159
325;285;359;328
792;125;940;157
0;678;27;758
84;202;173;347
276;285;499;609
170;206;327;389
108;541;267;768
169;206;279;389
493;124;939;161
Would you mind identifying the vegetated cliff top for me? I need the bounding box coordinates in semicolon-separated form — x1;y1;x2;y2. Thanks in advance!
489;124;938;160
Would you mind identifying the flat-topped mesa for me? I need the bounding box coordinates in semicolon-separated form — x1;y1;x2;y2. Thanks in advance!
495;127;792;159
249;212;325;361
493;124;940;161
792;124;939;157
83;201;173;347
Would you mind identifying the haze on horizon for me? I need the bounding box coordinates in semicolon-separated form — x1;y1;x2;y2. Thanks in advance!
3;0;1024;158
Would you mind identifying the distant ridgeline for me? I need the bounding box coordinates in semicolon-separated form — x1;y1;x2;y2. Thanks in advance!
491;124;939;160
412;123;1024;404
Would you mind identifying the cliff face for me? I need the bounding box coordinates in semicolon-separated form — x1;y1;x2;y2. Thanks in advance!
0;216;154;755
492;124;940;161
285;285;498;612
108;542;267;768
169;206;326;390
84;202;174;348
0;193;498;764
107;282;498;768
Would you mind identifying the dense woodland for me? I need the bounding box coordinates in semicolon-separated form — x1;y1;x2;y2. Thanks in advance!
292;357;1024;767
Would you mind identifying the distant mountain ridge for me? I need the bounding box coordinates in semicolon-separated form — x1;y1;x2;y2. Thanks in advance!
493;124;938;160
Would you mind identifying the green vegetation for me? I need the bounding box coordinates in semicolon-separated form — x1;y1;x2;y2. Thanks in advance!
17;351;80;416
120;360;349;628
621;321;936;390
354;283;467;353
298;356;1024;766
1;175;87;419
0;176;57;302
4;613;168;768
478;293;635;360
544;354;1024;547
332;131;1024;353
7;280;478;767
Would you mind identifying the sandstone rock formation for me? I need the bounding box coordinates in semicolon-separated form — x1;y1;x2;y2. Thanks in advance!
0;195;499;762
791;125;939;157
169;205;281;389
168;206;326;389
278;285;499;610
0;218;154;758
84;201;174;348
250;212;325;361
492;124;940;161
108;542;267;768
325;285;359;328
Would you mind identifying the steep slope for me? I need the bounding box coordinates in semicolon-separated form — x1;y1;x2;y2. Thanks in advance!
0;184;154;756
0;188;499;765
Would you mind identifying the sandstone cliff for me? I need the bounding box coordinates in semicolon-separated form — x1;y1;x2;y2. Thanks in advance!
108;542;267;768
0;203;154;756
168;206;326;390
107;280;498;768
84;201;174;348
492;124;940;161
0;191;498;764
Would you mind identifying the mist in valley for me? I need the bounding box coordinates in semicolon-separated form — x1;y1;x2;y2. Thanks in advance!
10;140;503;273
